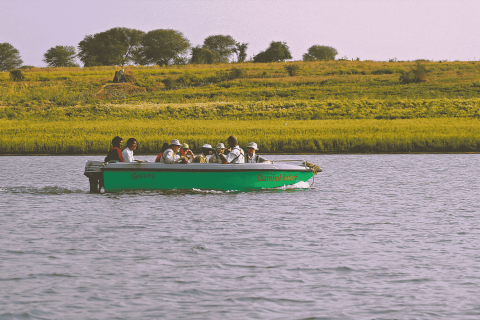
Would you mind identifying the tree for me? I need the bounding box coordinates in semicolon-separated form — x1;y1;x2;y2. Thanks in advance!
138;29;190;66
43;45;78;67
0;43;23;71
233;42;248;63
202;35;237;63
190;46;216;64
253;41;292;63
302;45;338;61
77;27;145;67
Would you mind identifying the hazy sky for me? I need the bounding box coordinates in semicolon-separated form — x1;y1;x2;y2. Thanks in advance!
1;0;479;67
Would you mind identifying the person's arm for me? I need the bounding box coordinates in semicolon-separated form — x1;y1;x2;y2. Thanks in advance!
257;155;270;163
162;149;179;164
223;148;242;164
219;153;229;164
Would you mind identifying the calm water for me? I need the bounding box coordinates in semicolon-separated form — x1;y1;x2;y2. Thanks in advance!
1;154;480;320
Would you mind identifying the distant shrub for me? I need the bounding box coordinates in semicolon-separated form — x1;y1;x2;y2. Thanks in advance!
284;65;300;76
229;67;244;79
162;77;175;89
9;69;24;81
20;65;35;69
399;63;429;84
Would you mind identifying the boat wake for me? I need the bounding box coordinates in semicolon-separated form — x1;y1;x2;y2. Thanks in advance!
275;180;312;190
0;186;86;195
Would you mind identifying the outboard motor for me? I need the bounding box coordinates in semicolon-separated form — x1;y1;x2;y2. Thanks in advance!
84;161;105;193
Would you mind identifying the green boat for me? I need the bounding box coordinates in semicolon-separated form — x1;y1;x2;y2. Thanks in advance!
84;160;320;192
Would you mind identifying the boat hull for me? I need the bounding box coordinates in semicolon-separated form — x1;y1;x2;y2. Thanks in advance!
99;162;313;192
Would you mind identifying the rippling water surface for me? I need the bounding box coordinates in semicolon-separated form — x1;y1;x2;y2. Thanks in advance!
1;154;480;319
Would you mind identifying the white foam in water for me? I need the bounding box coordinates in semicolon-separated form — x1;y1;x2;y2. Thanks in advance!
275;180;312;190
192;188;235;194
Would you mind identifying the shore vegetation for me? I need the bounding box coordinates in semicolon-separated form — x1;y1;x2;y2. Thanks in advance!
1;60;480;154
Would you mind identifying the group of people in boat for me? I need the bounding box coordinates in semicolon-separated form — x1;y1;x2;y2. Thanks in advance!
104;135;269;164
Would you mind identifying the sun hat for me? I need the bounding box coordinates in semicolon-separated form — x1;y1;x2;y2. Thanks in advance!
216;143;226;149
247;142;259;150
181;143;189;149
170;139;182;146
201;144;213;150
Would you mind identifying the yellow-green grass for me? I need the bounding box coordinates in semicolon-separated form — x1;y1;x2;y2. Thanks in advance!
2;61;480;108
2;98;480;120
2;118;479;154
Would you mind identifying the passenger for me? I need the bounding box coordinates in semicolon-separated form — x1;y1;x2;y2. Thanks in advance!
194;144;214;163
219;135;245;164
155;143;170;162
245;142;269;163
159;139;184;164
209;143;226;163
180;143;195;163
122;138;139;163
104;136;125;162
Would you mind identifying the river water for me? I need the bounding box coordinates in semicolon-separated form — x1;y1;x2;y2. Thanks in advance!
1;154;480;319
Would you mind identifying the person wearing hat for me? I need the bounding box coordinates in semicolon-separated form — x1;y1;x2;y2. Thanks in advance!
160;139;185;164
209;143;226;163
194;144;214;163
219;135;244;164
180;143;195;163
245;142;269;163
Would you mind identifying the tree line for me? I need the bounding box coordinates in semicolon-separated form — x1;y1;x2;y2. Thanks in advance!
0;27;338;71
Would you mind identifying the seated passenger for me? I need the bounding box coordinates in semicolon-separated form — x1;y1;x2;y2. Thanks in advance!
155;143;170;162
209;143;226;163
159;139;183;164
219;135;245;164
245;142;269;163
104;136;125;162
180;143;195;163
122;138;139;163
194;144;214;163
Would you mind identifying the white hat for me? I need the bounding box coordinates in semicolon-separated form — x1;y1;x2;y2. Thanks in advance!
216;143;226;149
201;144;213;149
170;139;182;146
247;142;258;150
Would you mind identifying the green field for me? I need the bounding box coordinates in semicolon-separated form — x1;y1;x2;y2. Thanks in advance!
1;61;479;154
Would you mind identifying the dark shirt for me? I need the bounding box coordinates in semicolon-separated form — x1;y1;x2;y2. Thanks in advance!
105;147;125;162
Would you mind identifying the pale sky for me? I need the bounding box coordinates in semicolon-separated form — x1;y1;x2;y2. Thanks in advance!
1;0;479;67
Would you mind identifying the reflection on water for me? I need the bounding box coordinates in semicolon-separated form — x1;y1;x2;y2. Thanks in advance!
1;154;480;319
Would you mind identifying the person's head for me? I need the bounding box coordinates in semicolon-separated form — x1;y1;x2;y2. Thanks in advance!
112;136;123;148
181;143;190;150
201;144;213;156
170;139;182;153
216;143;226;154
247;142;258;156
227;135;238;148
159;142;169;153
126;138;137;151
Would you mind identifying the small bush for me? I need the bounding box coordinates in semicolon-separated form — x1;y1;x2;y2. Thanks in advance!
399;63;429;84
162;77;175;89
229;67;244;79
9;69;24;81
284;65;300;76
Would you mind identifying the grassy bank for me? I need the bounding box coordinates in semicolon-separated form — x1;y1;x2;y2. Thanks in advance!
1;61;480;108
2;118;479;155
2;62;479;154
